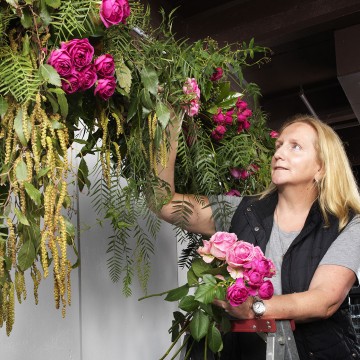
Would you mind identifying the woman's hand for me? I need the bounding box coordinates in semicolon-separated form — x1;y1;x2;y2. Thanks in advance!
213;296;255;319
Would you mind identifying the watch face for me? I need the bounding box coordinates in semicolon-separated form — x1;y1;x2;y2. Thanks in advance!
253;301;266;315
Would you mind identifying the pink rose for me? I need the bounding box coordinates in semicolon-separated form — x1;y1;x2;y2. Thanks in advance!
210;67;223;81
185;99;200;117
242;109;252;118
47;48;72;76
236;99;248;110
225;189;241;197
79;65;98;90
230;168;249;180
61;38;94;69
243;120;251;130
227;265;244;279
94;76;117;100
237;113;247;123
213;109;225;124
243;269;264;288
226;278;249;306
100;0;131;28
258;280;274;300
209;232;237;260
94;54;115;77
226;241;256;268
183;78;200;98
270;130;279;138
224;109;234;125
61;73;81;94
196;240;214;263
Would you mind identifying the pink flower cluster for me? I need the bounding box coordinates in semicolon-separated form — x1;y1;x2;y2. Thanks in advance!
210;67;223;81
197;231;275;306
48;39;116;100
211;98;253;141
182;78;201;117
100;0;131;28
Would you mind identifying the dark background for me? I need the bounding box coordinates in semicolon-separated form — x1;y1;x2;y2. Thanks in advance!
145;0;360;179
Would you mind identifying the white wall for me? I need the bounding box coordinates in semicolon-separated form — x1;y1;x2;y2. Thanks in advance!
0;156;181;360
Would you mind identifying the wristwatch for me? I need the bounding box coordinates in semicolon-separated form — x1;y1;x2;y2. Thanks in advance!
252;299;266;318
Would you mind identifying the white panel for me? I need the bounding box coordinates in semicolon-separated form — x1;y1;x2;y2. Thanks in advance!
78;158;180;360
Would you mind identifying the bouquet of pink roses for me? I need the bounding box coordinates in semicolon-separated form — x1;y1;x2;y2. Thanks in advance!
140;231;276;359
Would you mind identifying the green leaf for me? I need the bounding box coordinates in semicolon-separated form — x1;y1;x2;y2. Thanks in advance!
21;10;33;29
37;167;51;179
203;274;217;286
140;67;159;96
141;88;153;110
194;283;218;304
57;92;68;119
117;63;132;94
17;241;35;271
187;267;199;286
155;101;170;128
179;295;200;312
189;310;210;341
40;64;61;87
191;258;213;277
164;284;189;301
23;182;41;205
0;96;8;117
15;160;28;182
77;158;90;192
14;108;28;146
208;323;223;353
14;208;30;226
45;0;61;8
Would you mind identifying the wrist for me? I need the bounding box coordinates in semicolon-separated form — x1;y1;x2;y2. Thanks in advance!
252;297;266;318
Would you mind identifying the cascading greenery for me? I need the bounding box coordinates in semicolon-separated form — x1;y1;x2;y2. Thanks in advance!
0;0;275;335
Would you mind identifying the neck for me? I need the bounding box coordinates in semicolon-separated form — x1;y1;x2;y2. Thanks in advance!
275;186;318;232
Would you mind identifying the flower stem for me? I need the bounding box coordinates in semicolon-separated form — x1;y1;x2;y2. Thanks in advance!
159;323;190;360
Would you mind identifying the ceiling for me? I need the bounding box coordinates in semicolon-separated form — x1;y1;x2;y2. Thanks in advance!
146;0;360;169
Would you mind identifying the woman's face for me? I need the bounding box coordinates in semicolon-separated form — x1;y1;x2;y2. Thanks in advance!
271;122;322;189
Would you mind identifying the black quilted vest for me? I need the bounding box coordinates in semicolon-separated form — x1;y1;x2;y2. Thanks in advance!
229;192;360;359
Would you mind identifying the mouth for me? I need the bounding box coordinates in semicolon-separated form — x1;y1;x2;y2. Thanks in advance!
273;166;288;171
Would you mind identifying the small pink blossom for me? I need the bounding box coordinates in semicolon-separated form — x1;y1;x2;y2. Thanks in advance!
183;78;200;98
61;38;94;69
209;232;237;260
100;0;131;28
213;109;225;124
79;65;98;90
94;54;115;77
47;48;72;76
224;109;234;125
227;265;244;279
94;76;117;100
225;189;241;197
211;124;227;141
197;240;214;263
236;99;248;110
210;67;223;81
242;109;252;118
258;280;274;299
61;73;82;94
226;241;257;268
270;130;279;138
226;277;249;306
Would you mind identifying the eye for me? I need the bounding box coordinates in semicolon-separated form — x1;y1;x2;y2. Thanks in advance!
292;144;302;151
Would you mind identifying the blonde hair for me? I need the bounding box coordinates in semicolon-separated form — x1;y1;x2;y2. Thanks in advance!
262;115;360;229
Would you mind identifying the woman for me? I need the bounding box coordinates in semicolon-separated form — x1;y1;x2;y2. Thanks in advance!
156;114;360;359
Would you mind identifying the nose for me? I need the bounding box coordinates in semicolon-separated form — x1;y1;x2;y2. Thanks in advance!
273;145;285;160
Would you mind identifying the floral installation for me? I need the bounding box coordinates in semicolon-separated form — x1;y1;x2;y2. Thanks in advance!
0;0;275;335
140;231;276;359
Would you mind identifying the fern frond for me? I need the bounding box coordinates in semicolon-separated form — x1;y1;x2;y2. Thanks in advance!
0;47;40;103
51;0;98;45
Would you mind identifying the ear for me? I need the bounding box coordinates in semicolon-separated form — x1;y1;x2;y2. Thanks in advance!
314;166;324;182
